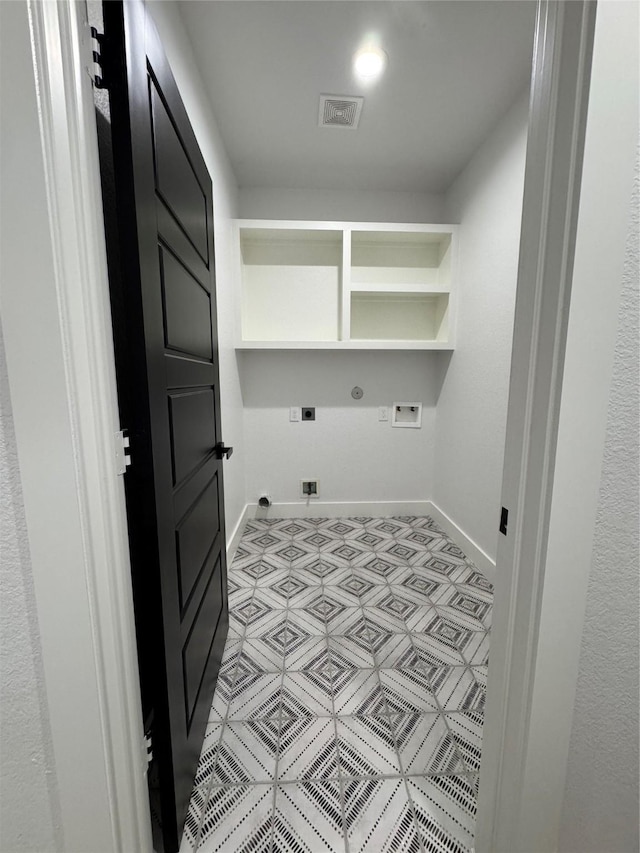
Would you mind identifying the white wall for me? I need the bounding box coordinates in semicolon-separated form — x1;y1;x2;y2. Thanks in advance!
0;12;61;848
241;350;446;506
559;151;639;853
239;187;444;224
147;0;246;543
433;93;529;563
0;325;61;850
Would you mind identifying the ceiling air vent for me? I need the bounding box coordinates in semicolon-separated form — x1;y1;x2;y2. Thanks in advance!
318;95;364;130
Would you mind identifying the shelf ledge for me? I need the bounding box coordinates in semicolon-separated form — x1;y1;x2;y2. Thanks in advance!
236;340;454;351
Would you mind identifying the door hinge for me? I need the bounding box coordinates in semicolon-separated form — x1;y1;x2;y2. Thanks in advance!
499;506;509;536
142;732;153;767
87;25;108;89
115;430;131;475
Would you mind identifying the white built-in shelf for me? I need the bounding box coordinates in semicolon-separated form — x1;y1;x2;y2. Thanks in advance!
235;220;458;350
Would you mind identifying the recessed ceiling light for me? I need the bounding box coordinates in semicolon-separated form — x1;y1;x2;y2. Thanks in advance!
353;45;387;81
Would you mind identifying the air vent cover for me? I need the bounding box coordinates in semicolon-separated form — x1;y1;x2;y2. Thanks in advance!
318;95;364;130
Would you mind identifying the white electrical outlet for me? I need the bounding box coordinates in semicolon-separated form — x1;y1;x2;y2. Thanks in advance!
290;407;301;422
378;406;389;422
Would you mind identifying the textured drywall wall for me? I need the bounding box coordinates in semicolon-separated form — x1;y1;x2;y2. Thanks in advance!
147;0;246;542
559;151;639;853
239;187;444;224
0;323;61;851
434;92;529;561
0;4;62;849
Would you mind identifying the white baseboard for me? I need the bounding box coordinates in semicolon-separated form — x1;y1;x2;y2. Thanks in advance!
244;500;433;520
426;501;496;582
240;498;496;583
226;503;251;566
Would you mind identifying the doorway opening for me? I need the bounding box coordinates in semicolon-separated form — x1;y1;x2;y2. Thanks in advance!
121;2;537;851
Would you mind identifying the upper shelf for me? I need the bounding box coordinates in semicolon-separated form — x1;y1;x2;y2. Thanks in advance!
235;220;458;351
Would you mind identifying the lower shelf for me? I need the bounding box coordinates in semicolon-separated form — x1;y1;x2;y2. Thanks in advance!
350;291;449;342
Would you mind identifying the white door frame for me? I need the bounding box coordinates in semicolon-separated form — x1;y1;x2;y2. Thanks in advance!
5;0;634;850
2;2;152;849
475;0;597;848
477;1;638;851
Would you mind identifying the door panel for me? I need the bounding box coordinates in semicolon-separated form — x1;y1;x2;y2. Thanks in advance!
160;247;213;361
168;390;217;487
182;556;223;725
176;475;221;613
150;79;209;263
157;204;208;290
166;356;215;391
99;2;229;850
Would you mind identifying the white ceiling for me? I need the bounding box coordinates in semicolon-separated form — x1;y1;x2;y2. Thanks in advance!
180;1;536;194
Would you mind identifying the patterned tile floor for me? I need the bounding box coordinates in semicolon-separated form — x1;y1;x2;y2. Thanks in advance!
180;516;492;853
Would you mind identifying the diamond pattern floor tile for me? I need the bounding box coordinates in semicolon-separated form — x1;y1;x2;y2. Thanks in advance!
408;775;476;853
357;554;406;583
306;591;349;626
213;719;279;783
460;629;491;666
436;586;491;624
278;717;339;781
288;607;327;637
329;574;377;605
412;630;468;668
286;636;330;671
239;639;286;673
281;671;334;716
415;610;487;661
332;669;386;716
365;623;395;657
394;575;447;604
327;635;376;670
193;723;222;788
429;667;487;712
379;669;439;714
372;634;422;670
454;568;494;600
274;781;344;853
195;515;492;852
196;784;274;853
208;676;234;722
235;556;289;586
343;778;422;853
444;712;484;771
243;606;288;638
336;716;400;777
227;673;283;720
327;607;369;636
390;713;465;776
364;600;412;633
180;786;207;852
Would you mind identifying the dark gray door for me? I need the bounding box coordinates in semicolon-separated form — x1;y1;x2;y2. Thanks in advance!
98;2;229;849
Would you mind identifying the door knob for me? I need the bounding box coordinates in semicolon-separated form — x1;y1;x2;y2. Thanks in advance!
214;442;233;460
